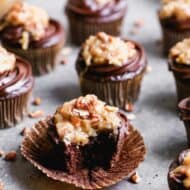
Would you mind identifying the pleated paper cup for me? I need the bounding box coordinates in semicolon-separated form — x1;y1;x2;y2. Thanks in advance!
21;119;146;189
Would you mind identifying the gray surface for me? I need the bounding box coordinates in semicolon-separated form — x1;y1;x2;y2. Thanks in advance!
0;0;187;189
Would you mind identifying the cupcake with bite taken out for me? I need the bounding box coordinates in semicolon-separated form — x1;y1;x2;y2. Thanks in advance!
21;95;146;189
65;0;127;45
0;45;34;128
0;1;65;76
76;32;147;111
159;0;190;55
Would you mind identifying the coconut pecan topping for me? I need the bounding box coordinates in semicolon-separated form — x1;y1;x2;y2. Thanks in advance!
0;46;15;74
170;152;190;188
169;38;190;64
82;32;137;66
0;2;49;49
159;0;190;20
53;95;121;146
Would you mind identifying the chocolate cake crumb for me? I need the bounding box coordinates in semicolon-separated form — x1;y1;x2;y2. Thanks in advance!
129;172;141;184
4;151;17;161
32;97;42;106
28;110;44;118
134;19;144;28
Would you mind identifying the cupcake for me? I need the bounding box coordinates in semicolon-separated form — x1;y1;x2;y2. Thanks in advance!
168;149;190;190
65;0;127;45
21;95;146;189
76;32;147;111
169;38;190;102
0;1;65;76
159;0;190;55
179;97;190;145
0;46;34;128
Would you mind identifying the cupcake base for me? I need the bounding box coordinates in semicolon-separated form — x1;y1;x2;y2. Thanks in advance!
21;119;146;189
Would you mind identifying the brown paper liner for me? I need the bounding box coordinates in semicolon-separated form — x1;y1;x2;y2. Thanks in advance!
0;91;31;129
79;68;146;111
67;14;124;45
2;41;64;76
21;119;146;189
161;26;190;56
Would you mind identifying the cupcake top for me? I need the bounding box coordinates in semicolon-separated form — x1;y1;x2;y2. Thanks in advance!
53;95;122;146
82;32;137;66
0;1;49;49
159;0;190;21
169;38;190;64
0;46;16;74
170;150;190;188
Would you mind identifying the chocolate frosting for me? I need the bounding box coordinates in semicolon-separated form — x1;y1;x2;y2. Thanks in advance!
178;97;190;120
76;40;147;81
0;56;34;99
1;19;64;49
66;0;127;22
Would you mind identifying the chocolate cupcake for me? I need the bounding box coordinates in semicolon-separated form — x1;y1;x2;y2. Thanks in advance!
21;95;146;189
179;97;190;145
159;0;190;55
0;2;65;76
169;38;190;102
65;0;127;45
168;149;190;190
76;32;147;111
0;46;34;128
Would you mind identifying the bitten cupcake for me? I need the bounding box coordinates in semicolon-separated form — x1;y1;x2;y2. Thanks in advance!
65;0;127;45
0;1;65;76
21;95;146;189
76;32;147;111
169;38;190;102
0;46;34;128
159;0;190;55
168;149;190;190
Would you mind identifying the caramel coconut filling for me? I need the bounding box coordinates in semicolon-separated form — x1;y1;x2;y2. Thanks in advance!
0;46;16;74
0;1;49;50
53;95;121;146
169;38;190;65
82;32;137;67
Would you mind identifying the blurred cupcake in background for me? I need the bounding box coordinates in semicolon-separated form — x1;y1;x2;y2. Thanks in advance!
0;1;65;76
76;32;147;111
169;38;190;102
159;0;190;55
65;0;127;45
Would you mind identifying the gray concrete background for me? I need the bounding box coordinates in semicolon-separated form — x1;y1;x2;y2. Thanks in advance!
0;0;187;189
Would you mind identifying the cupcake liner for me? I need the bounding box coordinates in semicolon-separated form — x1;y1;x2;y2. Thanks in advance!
21;119;146;189
0;91;31;129
79;68;146;111
67;14;124;45
161;26;190;56
3;41;64;76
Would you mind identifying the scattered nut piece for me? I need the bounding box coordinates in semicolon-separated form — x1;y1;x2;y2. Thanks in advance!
129;28;139;35
4;151;17;162
127;113;136;120
129;172;141;184
32;97;42;106
134;19;144;28
0;150;4;157
0;181;4;190
146;66;152;73
28;110;44;118
125;103;134;112
20;127;30;136
60;57;67;65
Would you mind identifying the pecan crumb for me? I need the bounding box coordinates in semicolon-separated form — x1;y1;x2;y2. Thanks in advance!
125;103;134;112
134;19;144;28
129;172;141;184
0;181;4;190
0;150;4;157
20;127;30;136
32;97;42;106
146;66;152;73
28;110;44;118
4;151;17;162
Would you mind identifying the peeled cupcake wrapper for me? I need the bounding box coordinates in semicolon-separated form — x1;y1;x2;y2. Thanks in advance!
79;68;146;111
21;118;146;189
3;40;64;76
0;91;31;129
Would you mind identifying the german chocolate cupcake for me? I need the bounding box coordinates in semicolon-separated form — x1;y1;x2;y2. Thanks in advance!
179;97;190;145
0;2;65;76
169;38;190;102
21;95;146;189
168;149;190;190
65;0;127;45
76;32;147;111
159;0;190;55
0;46;34;128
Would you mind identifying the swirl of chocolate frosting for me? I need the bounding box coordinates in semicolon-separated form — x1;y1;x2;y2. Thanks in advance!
0;56;34;99
76;41;147;81
178;97;190;121
66;0;127;22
